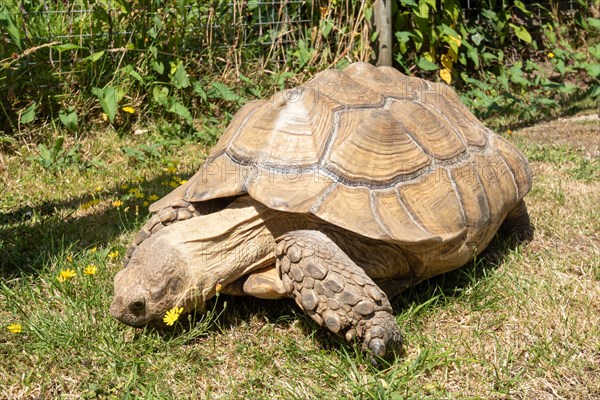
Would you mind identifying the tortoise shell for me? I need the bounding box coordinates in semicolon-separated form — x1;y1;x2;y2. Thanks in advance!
151;62;531;248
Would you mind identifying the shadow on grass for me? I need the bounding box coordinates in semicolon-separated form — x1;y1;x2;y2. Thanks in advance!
0;170;195;278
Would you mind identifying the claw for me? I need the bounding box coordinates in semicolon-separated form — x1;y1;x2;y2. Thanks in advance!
369;338;386;358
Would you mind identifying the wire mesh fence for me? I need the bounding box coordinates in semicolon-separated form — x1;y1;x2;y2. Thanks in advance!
0;0;593;135
3;1;587;71
2;1;312;71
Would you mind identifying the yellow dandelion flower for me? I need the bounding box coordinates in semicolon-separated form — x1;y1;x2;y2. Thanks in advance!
179;180;187;185
121;183;129;190
58;268;77;282
108;250;119;260
169;181;179;188
122;106;136;114
135;177;145;183
163;307;184;326
134;192;144;199
548;52;555;59
89;246;97;254
112;200;123;207
143;201;149;206
84;264;97;275
148;194;159;201
95;186;103;192
7;323;22;334
507;129;513;136
163;166;178;173
215;282;223;293
66;254;73;263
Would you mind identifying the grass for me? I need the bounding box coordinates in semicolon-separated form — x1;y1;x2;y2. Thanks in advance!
1;113;599;399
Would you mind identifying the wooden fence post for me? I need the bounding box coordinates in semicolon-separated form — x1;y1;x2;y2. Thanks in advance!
373;0;392;66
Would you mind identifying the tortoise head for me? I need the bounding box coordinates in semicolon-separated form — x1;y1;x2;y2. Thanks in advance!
110;237;192;328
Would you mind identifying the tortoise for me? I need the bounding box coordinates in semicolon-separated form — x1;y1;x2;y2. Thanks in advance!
110;62;532;359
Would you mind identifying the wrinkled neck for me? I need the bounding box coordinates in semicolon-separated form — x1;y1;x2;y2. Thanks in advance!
173;197;280;306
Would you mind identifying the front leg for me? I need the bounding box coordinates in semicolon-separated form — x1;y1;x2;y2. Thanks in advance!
276;230;402;361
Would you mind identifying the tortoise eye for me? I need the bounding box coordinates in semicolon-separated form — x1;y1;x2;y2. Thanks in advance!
149;280;168;300
168;277;183;294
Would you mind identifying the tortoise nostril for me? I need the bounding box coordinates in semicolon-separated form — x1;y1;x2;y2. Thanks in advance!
129;299;146;312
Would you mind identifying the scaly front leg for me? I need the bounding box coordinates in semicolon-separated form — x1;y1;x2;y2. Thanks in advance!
276;230;403;361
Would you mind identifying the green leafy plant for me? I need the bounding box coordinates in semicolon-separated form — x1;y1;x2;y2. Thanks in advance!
121;143;162;165
27;137;82;171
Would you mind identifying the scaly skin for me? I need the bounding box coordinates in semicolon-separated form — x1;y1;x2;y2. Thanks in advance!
124;199;200;267
276;230;403;361
124;197;236;267
500;200;534;242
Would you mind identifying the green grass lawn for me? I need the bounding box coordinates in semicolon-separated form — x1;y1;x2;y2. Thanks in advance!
1;116;598;399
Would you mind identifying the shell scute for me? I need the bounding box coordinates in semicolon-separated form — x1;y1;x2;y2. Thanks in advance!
387;100;466;161
228;90;340;165
325;108;431;184
396;169;466;238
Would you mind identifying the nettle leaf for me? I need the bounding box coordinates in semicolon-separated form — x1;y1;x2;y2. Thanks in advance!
556;84;578;94
440;24;460;41
83;50;105;63
192;81;208;103
165;98;192;124
422;0;436;11
92;86;124;123
525;60;542;72
153;86;169;106
399;0;418;7
171;63;190;89
470;32;484;46
120;64;145;84
19;102;37;124
395;31;414;44
579;62;600;79
52;137;65;156
152;60;165;75
536;98;557;106
0;4;21;49
467;46;480;69
59;108;78;132
509;23;532;43
364;5;373;22
587;18;600;30
54;43;80;52
320;18;334;38
589;44;600;60
416;56;439;71
509;66;530;86
513;1;532;16
554;59;566;76
208;82;240;102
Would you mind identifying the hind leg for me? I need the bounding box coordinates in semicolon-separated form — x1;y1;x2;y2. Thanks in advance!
501;200;534;242
276;230;402;361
